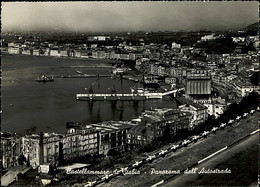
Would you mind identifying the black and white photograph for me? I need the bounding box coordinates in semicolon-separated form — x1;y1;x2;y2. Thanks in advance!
1;1;259;186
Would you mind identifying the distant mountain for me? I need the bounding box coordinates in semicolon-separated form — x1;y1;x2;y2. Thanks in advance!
244;22;259;33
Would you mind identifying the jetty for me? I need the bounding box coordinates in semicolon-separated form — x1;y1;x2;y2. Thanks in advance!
76;88;184;101
54;74;112;78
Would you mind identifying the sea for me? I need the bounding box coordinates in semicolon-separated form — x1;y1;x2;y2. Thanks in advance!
1;54;177;134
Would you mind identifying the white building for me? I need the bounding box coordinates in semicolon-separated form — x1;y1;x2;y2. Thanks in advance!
60;50;68;57
179;102;208;128
75;51;81;58
203;98;228;118
33;49;40;56
234;84;259;97
8;42;21;48
50;49;60;57
8;47;21;54
22;49;31;55
232;37;246;43
201;34;216;41
171;42;181;49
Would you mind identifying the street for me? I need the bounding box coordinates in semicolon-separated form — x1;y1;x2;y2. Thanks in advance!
96;112;258;187
163;132;258;186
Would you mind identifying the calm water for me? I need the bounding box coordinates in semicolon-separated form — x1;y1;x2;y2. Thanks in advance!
1;55;177;133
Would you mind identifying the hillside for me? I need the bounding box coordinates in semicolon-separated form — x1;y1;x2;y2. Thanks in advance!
244;22;259;35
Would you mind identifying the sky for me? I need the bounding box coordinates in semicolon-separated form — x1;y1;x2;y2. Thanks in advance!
1;2;259;32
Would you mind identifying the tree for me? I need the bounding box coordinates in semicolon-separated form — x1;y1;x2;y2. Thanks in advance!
250;72;259;86
18;154;26;167
107;149;118;157
58;142;64;166
27;155;30;167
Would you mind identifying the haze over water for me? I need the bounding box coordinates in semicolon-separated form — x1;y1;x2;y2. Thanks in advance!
2;55;177;133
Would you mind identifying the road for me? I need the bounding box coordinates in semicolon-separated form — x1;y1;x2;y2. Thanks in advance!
163;132;258;186
95;112;258;187
1;166;31;186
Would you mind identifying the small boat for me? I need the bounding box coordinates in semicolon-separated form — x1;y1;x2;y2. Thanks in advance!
75;70;82;74
36;75;54;82
130;87;150;94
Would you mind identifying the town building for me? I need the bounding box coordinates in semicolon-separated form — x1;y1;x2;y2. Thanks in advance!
165;77;177;88
177;97;208;128
74;51;81;58
185;70;212;103
233;83;260;97
43;48;50;56
201;34;216;41
90;44;98;49
92;122;133;155
92;51;101;59
171;42;181;49
62;126;99;162
21;135;40;169
21;49;32;55
232;37;246;43
40;132;63;167
1;133;22;169
50;49;60;57
88;36;110;41
129;53;143;60
8;42;21;48
126;114;163;149
81;51;89;58
33;49;40;56
206;54;222;64
203;97;228;118
126;108;192;149
8;47;21;55
60;50;69;57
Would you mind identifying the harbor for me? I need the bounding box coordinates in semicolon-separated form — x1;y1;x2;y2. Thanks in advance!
2;55;178;133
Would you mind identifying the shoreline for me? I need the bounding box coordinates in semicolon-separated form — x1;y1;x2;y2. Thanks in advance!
2;53;121;64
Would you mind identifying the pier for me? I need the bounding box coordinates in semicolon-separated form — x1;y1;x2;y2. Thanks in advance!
162;88;185;96
62;65;112;68
76;88;184;101
53;74;112;78
76;93;162;101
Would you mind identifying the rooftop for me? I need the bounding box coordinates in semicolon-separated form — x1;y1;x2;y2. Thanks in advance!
92;121;133;133
187;76;211;80
177;96;207;110
128;123;147;134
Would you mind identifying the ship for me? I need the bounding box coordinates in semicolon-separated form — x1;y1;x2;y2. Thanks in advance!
36;75;54;82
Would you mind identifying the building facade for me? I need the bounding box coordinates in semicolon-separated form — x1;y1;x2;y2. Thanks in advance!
1;133;22;168
126;108;192;149
8;47;21;54
92;122;132;155
62;126;99;162
185;70;212;103
21;135;40;169
41;133;63;166
179;102;208;128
